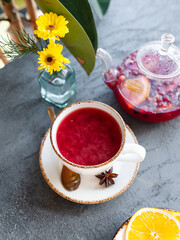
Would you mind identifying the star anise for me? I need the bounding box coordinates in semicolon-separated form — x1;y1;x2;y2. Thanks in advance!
96;167;118;187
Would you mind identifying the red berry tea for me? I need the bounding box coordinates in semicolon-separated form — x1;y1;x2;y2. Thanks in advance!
56;108;122;166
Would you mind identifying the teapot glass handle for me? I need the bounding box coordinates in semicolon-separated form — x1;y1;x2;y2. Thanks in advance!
96;48;119;89
96;48;113;72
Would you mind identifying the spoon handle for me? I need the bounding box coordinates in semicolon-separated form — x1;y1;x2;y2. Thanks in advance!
47;107;56;124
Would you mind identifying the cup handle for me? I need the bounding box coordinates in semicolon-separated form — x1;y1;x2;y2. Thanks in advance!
117;143;146;162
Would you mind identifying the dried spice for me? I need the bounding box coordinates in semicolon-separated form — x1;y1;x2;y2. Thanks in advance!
96;167;118;187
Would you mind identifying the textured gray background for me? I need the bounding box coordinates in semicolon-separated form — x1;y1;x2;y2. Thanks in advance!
0;0;180;239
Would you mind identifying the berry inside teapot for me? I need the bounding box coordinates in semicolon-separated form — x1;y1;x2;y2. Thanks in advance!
97;34;180;122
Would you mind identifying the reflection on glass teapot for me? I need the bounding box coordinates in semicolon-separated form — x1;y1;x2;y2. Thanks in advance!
97;34;180;122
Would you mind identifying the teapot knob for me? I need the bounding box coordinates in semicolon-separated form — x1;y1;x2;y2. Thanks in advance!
161;33;175;52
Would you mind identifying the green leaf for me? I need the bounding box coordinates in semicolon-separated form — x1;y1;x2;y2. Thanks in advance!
97;0;110;15
57;0;97;51
88;0;110;19
34;0;97;75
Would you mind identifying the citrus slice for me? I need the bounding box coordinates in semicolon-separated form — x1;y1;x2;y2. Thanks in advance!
167;210;180;223
125;208;180;240
120;76;150;106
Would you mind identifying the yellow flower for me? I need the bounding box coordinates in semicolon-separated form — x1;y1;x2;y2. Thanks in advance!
37;43;70;74
34;12;69;41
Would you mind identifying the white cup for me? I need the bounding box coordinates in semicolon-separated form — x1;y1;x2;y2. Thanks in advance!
50;101;146;175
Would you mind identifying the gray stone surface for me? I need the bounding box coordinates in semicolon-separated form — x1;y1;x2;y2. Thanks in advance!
0;0;180;239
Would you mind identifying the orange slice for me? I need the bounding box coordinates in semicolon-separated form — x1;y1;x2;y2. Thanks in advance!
125;208;180;240
120;76;150;106
166;210;180;223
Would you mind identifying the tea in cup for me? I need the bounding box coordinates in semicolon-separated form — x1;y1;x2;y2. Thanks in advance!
50;101;146;175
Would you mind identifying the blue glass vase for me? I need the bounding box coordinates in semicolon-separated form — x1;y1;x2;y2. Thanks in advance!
38;65;76;108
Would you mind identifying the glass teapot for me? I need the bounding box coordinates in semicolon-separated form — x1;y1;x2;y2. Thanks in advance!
97;34;180;122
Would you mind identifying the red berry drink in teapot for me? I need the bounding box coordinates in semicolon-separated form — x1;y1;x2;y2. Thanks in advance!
97;34;180;122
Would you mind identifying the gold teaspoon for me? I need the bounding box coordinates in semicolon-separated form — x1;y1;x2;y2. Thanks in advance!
47;107;81;191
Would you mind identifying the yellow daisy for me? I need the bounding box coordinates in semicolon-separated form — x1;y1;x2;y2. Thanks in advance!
34;12;69;41
37;43;70;74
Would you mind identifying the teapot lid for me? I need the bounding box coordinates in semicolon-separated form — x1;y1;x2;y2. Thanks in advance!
137;33;180;79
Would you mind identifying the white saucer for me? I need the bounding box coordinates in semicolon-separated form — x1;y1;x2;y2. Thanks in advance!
39;125;140;204
113;220;129;240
